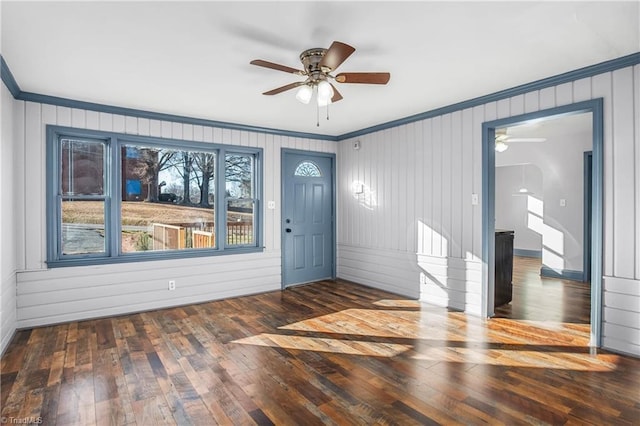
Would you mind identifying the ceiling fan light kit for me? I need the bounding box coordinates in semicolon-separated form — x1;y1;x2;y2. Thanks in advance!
250;41;390;126
495;140;509;152
316;80;334;106
295;85;313;104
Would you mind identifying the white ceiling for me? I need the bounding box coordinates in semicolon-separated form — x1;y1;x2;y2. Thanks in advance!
1;1;638;137
500;111;592;139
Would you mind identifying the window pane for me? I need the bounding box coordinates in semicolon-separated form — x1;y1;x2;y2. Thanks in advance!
225;153;255;246
120;144;216;252
225;154;253;198
61;139;105;195
227;199;254;245
62;200;105;255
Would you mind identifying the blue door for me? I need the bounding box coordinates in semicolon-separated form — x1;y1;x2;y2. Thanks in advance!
282;151;334;287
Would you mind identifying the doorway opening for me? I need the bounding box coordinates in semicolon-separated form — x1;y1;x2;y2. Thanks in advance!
482;99;603;347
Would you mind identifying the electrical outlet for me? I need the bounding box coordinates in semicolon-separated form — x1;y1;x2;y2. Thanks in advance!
168;280;176;291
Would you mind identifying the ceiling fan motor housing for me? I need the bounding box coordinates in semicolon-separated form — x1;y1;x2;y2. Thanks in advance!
300;48;329;83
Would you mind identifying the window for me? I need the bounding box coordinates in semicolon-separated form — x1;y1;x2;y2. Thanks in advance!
60;138;107;256
47;126;262;267
225;153;255;245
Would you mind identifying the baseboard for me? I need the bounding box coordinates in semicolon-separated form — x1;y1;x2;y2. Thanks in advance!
0;328;17;357
540;266;585;282
513;249;542;258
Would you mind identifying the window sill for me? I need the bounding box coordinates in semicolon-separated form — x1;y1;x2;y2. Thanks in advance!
46;246;265;268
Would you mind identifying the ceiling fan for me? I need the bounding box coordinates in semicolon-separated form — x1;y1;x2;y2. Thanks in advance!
250;41;390;113
495;128;547;152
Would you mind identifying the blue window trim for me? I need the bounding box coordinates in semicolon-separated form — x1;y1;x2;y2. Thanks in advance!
46;125;264;268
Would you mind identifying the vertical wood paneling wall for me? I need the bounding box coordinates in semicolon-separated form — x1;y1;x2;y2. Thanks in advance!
2;61;638;357
336;64;640;355
0;84;18;354
13;102;336;329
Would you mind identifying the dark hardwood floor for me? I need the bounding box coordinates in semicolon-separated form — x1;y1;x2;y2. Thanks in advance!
494;256;592;323
1;278;638;425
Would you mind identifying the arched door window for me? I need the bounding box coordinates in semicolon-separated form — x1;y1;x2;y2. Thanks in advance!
294;161;322;177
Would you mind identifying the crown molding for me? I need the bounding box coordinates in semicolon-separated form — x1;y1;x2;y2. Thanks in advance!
337;52;640;140
3;52;639;142
0;56;21;98
17;90;338;141
0;56;336;142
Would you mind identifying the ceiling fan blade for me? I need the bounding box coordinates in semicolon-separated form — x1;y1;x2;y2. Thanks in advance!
330;84;343;103
319;41;355;71
335;72;390;84
504;137;547;143
250;59;303;75
262;82;305;95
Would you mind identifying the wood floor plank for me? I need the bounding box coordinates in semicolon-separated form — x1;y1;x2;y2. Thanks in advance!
2;263;639;425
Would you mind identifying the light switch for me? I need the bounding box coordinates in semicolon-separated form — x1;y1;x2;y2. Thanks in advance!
560;199;566;207
471;193;479;205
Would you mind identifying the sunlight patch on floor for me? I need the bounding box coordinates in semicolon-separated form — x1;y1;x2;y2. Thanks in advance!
232;333;412;357
231;306;614;370
489;318;591;346
372;299;422;308
502;318;590;333
277;308;482;342
411;347;618;371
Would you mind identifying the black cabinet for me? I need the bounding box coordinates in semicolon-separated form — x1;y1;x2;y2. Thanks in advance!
495;230;514;307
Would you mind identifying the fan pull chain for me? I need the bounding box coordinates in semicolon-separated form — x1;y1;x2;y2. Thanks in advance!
316;85;320;127
326;104;330;121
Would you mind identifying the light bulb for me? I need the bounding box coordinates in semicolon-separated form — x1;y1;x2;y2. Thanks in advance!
495;141;509;152
317;96;331;107
296;85;312;104
317;80;333;98
317;80;334;106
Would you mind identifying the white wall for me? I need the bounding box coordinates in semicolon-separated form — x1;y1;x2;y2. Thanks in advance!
495;164;543;252
338;112;483;314
337;65;640;356
0;83;18;354
495;119;593;273
12;102;336;328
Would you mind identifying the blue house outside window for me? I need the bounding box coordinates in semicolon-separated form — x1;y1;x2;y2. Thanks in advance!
125;147;139;158
126;179;141;196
